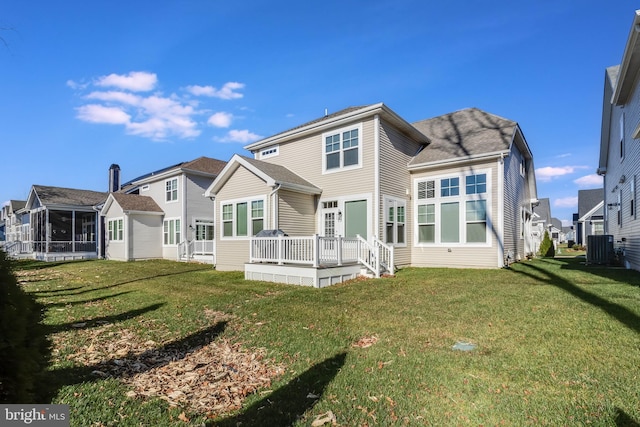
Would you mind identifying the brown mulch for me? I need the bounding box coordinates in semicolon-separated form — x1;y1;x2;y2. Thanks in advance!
57;311;285;417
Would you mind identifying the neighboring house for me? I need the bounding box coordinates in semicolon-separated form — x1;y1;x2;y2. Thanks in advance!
205;103;537;286
22;185;108;261
550;217;564;245
2;200;28;244
531;197;552;254
575;188;604;245
597;9;640;271
102;156;226;263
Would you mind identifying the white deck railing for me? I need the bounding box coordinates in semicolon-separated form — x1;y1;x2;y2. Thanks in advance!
249;234;394;276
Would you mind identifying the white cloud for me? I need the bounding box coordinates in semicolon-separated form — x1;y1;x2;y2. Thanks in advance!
186;82;245;99
66;79;89;90
76;104;131;124
215;129;262;144
71;72;255;142
554;196;578;208
535;166;576;182
573;174;603;188
95;71;157;92
86;90;141;105
207;112;233;128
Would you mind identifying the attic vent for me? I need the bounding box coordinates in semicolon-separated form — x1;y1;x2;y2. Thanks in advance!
141;185;150;192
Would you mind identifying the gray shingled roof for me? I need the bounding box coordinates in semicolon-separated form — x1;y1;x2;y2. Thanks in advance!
121;156;227;189
533;198;552;224
239;156;321;192
111;192;163;213
578;188;604;218
33;185;108;207
409;108;517;165
9;200;26;212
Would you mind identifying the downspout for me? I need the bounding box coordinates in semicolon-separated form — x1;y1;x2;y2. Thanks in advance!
208;195;216;266
269;184;281;229
182;174;188;260
374;114;380;240
124;212;130;261
497;153;505;267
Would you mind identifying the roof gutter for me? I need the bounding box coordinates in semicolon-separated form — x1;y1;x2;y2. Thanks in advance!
408;149;510;171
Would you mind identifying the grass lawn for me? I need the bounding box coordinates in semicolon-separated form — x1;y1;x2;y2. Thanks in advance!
14;256;640;426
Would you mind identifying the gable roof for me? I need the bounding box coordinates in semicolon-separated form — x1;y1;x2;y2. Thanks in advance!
611;10;640;106
533;198;552;225
409;108;520;166
578;188;604;218
29;185;108;208
108;192;163;213
244;103;429;152
8;200;26;213
205;154;322;197
120;156;227;190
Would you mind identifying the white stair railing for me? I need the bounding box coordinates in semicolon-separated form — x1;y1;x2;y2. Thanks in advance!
356;235;395;278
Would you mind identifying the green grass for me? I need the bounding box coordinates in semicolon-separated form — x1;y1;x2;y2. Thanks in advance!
13;257;640;426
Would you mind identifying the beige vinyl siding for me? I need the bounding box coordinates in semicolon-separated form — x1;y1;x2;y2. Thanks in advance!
104;203;126;261
215;166;271;271
262;117;376;199
278;189;316;236
502;139;527;261
130;214;163;260
605;75;640;271
379;120;422;267
410;159;501;268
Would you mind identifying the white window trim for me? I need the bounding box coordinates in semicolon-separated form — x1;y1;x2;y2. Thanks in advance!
259;145;279;159
219;196;266;240
413;169;492;247
193;218;215;241
165;177;179;203
107;217;124;242
383;196;407;247
322;123;363;174
163;217;182;246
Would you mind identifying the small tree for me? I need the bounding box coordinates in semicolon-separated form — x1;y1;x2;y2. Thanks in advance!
538;230;555;258
0;251;51;403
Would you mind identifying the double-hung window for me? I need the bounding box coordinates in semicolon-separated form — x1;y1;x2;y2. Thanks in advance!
221;198;265;238
323;124;362;172
163;218;181;245
166;178;178;202
415;171;490;245
107;218;123;241
384;197;406;245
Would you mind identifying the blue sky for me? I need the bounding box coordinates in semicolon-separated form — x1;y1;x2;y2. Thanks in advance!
0;1;635;225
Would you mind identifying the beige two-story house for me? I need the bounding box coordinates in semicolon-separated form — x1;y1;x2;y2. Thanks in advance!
205;103;537;286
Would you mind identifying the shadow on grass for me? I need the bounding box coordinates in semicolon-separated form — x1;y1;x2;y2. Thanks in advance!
514;260;640;334
46;302;165;334
46;291;133;308
45;321;227;398
209;352;346;427
616;407;640;426
11;258;94;271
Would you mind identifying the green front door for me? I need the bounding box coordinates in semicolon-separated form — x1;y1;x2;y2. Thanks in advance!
344;200;367;239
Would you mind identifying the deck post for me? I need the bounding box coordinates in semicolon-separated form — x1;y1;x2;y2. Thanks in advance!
313;234;320;268
278;234;284;265
337;235;343;266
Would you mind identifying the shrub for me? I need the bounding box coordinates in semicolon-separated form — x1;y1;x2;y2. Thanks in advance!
0;251;51;403
538;231;555;258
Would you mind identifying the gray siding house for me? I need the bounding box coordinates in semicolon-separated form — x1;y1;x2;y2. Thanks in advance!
205;103;538;286
101;156;226;263
597;9;640;271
